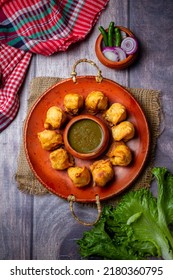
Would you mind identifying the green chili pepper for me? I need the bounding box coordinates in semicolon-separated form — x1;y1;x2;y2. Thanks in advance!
98;26;108;46
115;27;122;47
108;21;114;47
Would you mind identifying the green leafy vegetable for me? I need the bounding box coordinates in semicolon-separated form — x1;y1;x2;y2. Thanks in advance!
78;167;173;260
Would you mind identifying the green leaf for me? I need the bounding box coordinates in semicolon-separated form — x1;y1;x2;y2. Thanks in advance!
78;207;138;260
78;167;173;260
127;212;142;225
152;167;173;253
153;167;173;225
111;188;173;259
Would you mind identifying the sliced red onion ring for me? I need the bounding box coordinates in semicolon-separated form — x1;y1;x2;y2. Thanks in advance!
102;47;119;62
121;37;138;55
114;47;126;61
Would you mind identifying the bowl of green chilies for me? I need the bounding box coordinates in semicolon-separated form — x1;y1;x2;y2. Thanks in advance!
95;23;138;69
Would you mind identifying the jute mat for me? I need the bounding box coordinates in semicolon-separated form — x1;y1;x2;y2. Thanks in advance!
15;77;161;205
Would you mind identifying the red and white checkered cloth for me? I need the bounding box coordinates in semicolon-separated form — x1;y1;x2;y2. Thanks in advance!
0;0;109;132
0;44;32;131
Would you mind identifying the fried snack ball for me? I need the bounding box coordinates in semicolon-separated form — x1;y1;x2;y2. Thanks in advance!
67;166;91;187
63;93;84;115
37;130;63;150
90;159;114;187
44;106;67;129
112;121;135;142
102;103;127;126
85;91;108;114
107;141;132;166
50;148;74;170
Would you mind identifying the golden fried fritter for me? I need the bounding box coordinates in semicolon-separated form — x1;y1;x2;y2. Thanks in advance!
112;121;135;142
63;93;84;115
49;148;74;170
102;103;126;126
37;130;63;150
85;91;108;114
107;141;132;166
90;159;114;187
67;166;91;187
44;106;67;129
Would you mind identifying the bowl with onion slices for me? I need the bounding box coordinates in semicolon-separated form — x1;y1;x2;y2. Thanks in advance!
95;24;139;69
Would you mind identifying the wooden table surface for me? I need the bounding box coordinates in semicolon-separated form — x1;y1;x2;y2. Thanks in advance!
1;0;173;260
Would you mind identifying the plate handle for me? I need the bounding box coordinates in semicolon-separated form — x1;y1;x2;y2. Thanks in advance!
67;194;101;226
71;58;103;83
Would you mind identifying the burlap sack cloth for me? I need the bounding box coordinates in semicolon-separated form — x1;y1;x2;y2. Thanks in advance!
15;77;161;205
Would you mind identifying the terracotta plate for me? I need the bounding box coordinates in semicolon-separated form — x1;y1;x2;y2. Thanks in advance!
24;76;149;202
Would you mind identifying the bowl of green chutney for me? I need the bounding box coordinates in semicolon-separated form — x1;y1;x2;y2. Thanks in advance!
63;114;110;160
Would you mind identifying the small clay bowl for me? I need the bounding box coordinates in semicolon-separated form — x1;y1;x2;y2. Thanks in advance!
63;114;109;160
95;26;138;69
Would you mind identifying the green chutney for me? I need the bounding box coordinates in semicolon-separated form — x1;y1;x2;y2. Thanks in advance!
68;119;103;153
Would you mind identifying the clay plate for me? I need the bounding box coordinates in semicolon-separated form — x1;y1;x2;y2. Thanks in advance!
24;76;149;202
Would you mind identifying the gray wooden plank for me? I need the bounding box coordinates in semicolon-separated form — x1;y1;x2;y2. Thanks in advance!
129;0;173;171
0;59;35;259
32;195;100;259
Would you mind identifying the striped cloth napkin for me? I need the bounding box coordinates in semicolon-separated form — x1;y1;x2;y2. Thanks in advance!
0;0;109;132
